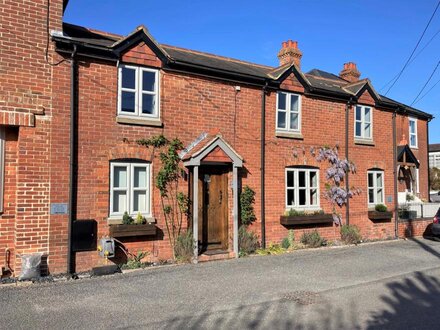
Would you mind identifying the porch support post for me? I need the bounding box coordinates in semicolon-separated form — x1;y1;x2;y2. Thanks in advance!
193;165;199;262
233;166;239;258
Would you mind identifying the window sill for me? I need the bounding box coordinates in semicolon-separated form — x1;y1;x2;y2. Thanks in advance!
107;217;156;225
354;138;375;146
116;116;163;127
409;146;418;150
275;131;303;140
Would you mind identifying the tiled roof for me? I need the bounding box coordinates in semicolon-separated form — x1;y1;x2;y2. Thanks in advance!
430;144;440;152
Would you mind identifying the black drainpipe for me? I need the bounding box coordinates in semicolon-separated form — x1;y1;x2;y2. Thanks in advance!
392;110;398;238
345;98;353;225
67;45;78;275
260;82;268;249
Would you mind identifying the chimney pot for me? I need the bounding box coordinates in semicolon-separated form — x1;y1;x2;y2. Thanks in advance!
339;62;361;83
277;39;303;68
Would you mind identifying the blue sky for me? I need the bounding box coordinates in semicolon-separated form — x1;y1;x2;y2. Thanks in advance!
64;0;440;143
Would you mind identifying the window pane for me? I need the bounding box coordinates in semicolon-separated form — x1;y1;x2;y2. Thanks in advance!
142;71;156;92
142;94;155;115
368;173;374;188
364;107;371;122
364;123;371;138
310;171;317;188
113;191;126;213
287;171;294;188
290;113;299;130
290;95;299;112
368;189;374;203
134;167;147;188
355;106;362;121
278;93;286;110
376;173;383;188
410;135;416;146
113;166;127;188
121;91;136;113
299;171;306;187
310;189;317;205
376;189;383;203
287;189;294;206
355;122;362;137
121;67;136;89
409;120;415;133
133;190;147;212
277;111;286;129
299;189;306;205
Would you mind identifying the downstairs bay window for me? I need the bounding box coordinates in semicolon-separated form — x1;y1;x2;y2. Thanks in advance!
110;162;151;218
286;167;319;210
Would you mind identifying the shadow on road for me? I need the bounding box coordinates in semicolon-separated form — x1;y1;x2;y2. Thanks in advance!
366;271;440;329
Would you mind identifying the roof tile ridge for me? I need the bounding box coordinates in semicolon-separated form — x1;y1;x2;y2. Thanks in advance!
161;44;274;70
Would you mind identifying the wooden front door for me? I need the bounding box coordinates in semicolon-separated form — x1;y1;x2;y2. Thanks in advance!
198;166;229;252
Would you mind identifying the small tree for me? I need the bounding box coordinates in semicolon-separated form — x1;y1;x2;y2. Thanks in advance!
240;185;256;226
430;167;440;191
137;135;190;259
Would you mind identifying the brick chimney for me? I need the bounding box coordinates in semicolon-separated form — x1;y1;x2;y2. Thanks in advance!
339;62;361;82
277;40;302;68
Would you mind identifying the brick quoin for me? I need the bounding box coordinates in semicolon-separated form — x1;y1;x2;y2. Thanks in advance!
0;0;433;275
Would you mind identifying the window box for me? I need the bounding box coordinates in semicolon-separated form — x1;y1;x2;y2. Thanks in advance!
109;223;157;238
368;210;393;221
398;210;417;220
280;213;333;226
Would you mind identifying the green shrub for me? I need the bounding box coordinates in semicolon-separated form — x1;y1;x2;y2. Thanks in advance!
281;237;291;249
123;251;149;269
256;243;286;255
174;230;194;263
375;204;388;212
238;226;259;256
340;224;362;245
286;209;305;216
122;211;134;225
300;230;326;248
240;186;257;226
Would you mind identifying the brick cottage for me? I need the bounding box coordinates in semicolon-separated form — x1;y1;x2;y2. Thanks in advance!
0;0;433;275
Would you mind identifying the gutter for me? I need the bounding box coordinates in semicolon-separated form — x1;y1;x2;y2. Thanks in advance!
67;45;78;276
260;82;268;249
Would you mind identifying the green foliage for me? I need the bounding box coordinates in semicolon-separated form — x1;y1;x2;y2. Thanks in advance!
285;209;324;216
281;237;291;249
123;251;149;269
174;230;194;263
430;167;440;191
375;204;388;212
300;230;326;248
238;226;259;257
256;243;286;255
137;135;188;260
406;193;415;202
340;224;362;245
240;186;256;226
135;212;146;224
122;211;134;225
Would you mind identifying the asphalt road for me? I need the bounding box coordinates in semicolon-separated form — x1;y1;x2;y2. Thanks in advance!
2;238;440;329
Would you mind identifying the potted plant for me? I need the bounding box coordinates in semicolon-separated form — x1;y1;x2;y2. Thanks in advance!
368;204;393;221
109;212;157;238
280;209;333;226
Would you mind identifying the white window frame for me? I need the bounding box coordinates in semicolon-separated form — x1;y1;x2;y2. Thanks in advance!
354;105;373;140
0;128;4;213
409;117;418;148
285;168;320;210
109;162;151;218
117;64;160;118
276;91;302;133
367;170;385;206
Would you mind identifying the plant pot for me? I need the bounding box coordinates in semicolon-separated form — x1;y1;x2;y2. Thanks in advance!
280;213;333;226
398;210;417;220
109;223;157;238
368;211;393;221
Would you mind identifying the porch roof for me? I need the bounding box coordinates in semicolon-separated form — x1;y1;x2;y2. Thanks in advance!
397;145;420;168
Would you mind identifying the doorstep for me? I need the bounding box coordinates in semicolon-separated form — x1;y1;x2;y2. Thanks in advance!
198;250;235;262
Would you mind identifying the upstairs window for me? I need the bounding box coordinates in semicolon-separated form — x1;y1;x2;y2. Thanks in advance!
354;105;372;140
118;64;159;118
286;168;319;209
0;128;4;213
409;117;418;148
110;162;151;217
276;92;301;132
367;170;384;205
